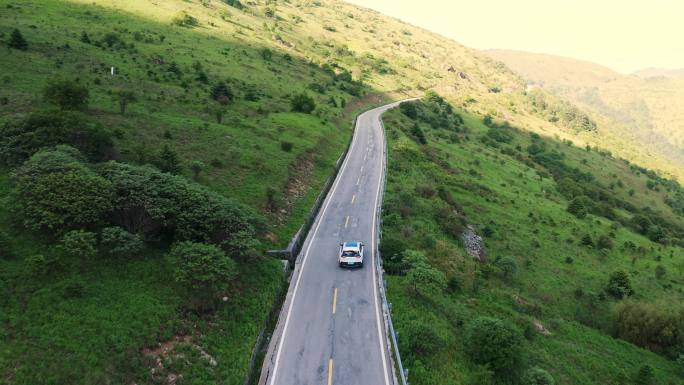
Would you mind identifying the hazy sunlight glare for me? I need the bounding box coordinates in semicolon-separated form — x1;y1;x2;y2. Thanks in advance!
345;0;684;73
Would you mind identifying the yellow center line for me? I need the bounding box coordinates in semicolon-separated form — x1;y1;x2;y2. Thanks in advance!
344;216;350;228
351;195;356;204
332;287;338;314
356;176;361;185
360;166;364;173
328;359;334;385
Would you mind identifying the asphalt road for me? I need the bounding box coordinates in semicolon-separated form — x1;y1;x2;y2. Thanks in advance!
259;101;405;385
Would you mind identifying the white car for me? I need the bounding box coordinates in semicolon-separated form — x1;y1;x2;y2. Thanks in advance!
339;241;364;268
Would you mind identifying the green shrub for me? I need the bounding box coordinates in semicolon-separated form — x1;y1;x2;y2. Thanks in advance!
494;256;518;278
62;278;86;299
613;300;684;357
44;79;89;111
169;241;237;308
172;12;199;27
597;235;614;250
404;321;446;356
14;148;113;232
97;161;262;258
291;93;316;114
0;230;12;259
210;81;234;105
464;316;523;379
567;196;590;218
405;250;446;297
60;230;98;259
607;270;633;299
399;101;418;119
379;236;408;274
0;110;113;165
410;123;427;144
25;254;50;276
280;141;293;152
522;367;555;385
8;28;28;50
189;160;205;180
100;227;144;258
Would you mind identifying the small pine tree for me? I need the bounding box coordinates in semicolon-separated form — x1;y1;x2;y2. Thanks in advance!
157;145;181;174
8;28;28;50
633;364;655;385
80;31;91;44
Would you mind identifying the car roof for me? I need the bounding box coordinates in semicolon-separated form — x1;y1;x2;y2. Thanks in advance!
343;241;360;248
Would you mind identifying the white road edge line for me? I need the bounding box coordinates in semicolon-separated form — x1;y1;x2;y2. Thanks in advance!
371;108;391;385
268;112;362;385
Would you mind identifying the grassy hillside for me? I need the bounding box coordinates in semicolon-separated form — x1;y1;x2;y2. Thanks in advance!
381;97;684;385
486;49;684;180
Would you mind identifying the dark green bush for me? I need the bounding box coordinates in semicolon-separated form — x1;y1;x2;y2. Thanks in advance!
522;367;555;385
399;101;418;119
464;316;524;379
100;227;144;258
60;230;98;259
14;147;113;232
291;93;316;114
169;241;237;308
44;80;89;111
404;321;446;356
613;300;684;358
8;28;28;50
0;110;113;165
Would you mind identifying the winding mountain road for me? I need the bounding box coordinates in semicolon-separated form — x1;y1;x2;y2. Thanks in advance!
259;101;406;385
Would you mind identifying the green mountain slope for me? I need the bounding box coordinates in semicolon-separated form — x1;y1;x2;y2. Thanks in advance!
486;49;684;179
381;97;684;385
1;1;683;384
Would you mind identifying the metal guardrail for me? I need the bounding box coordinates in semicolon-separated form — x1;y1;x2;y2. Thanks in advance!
375;110;409;385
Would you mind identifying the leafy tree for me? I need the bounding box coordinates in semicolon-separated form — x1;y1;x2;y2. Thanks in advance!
522;367;555;385
494;256;518;279
115;89;137;115
60;230;98;259
405;250;446;297
8;28;28;50
14;147;113;232
157;145;181;174
210;82;234;105
464;316;523;379
0;110;112;165
483;115;493;126
654;265;666;280
169;241;237;307
100;226;144;258
633;365;655;385
44;80;89;111
291;93;316;114
607;270;633;299
580;234;594;247
0;230;12;259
